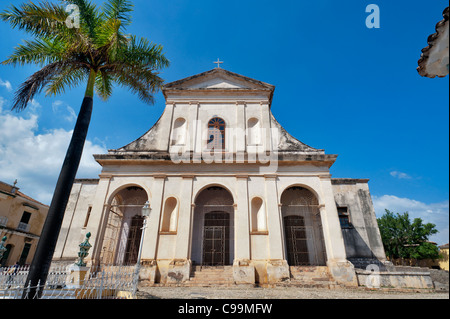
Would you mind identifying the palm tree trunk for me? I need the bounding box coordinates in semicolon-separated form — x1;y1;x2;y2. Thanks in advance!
23;70;96;299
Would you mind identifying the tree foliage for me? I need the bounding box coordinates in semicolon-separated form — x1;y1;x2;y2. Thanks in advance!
377;209;439;260
1;0;170;109
0;0;169;293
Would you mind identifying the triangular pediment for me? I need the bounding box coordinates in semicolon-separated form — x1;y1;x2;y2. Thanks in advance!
163;68;275;91
185;76;248;89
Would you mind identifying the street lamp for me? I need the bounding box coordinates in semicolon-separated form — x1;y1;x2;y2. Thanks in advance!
137;201;151;264
133;201;151;296
141;200;151;218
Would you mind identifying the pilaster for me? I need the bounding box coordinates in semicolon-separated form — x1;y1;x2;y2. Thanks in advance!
234;175;250;260
174;175;194;259
141;175;166;261
264;175;284;260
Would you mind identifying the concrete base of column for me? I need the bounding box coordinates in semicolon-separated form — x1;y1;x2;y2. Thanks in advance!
139;259;157;284
327;259;358;287
233;259;255;285
166;259;192;284
266;259;290;284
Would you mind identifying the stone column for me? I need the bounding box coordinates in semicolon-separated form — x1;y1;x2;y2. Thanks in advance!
168;175;194;284
319;177;357;286
264;174;289;283
233;175;254;284
87;176;112;265
260;102;271;153
236;101;246;154
234;175;250;260
189;101;199;154
140;175;166;283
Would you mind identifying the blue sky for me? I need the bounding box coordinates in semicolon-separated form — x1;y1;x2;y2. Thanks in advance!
0;0;448;244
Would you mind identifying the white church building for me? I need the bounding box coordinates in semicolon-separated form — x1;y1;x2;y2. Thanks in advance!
53;67;388;286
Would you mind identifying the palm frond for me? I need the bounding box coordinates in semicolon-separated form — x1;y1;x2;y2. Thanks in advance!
120;35;170;70
103;0;133;27
46;65;89;96
95;69;113;101
113;69;158;105
60;0;102;40
11;61;70;111
3;0;169;110
0;1;73;39
2;37;66;66
94;17;127;57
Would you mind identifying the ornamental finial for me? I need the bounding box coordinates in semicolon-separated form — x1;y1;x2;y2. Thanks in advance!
75;232;92;267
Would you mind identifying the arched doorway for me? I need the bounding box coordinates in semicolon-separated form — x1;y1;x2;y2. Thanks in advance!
99;186;148;266
191;186;234;266
281;186;326;266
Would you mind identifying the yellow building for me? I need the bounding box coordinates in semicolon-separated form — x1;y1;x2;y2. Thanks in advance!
439;244;449;271
0;180;49;266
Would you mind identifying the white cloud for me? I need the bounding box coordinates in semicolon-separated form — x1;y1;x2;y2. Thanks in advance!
0;98;106;205
390;171;412;180
0;78;12;92
65;106;77;122
373;194;449;245
52;100;77;122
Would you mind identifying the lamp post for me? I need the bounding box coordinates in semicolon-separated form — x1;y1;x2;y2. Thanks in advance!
133;201;151;296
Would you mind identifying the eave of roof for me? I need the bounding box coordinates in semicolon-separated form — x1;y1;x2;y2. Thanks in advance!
417;6;449;78
93;152;338;167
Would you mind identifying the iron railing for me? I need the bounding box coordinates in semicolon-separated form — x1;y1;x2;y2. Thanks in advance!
0;264;137;299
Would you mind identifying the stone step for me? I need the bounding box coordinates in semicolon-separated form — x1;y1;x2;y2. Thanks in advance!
188;266;235;287
191;269;233;275
190;268;233;272
184;282;235;287
190;272;233;279
286;266;339;288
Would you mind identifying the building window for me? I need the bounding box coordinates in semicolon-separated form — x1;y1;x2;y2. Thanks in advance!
337;207;352;228
19;243;31;265
17;211;31;232
20;212;31;224
83;206;92;228
207;117;225;150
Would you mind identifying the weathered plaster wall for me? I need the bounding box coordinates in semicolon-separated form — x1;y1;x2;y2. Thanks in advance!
331;179;386;261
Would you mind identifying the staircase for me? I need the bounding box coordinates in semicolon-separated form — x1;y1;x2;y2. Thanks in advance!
186;266;235;287
284;266;339;289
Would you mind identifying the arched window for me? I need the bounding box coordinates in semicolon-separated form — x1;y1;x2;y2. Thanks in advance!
207;117;225;150
161;197;178;232
251;197;267;232
247;118;261;145
171;118;187;146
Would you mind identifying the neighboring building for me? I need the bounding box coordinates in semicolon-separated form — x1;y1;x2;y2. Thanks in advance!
0;180;49;266
439;243;449;271
417;6;449;78
54;68;388;286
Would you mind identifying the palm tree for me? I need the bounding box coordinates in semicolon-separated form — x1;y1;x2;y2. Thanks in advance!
1;0;169;297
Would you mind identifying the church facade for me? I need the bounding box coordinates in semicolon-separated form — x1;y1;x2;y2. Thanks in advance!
53;68;387;286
